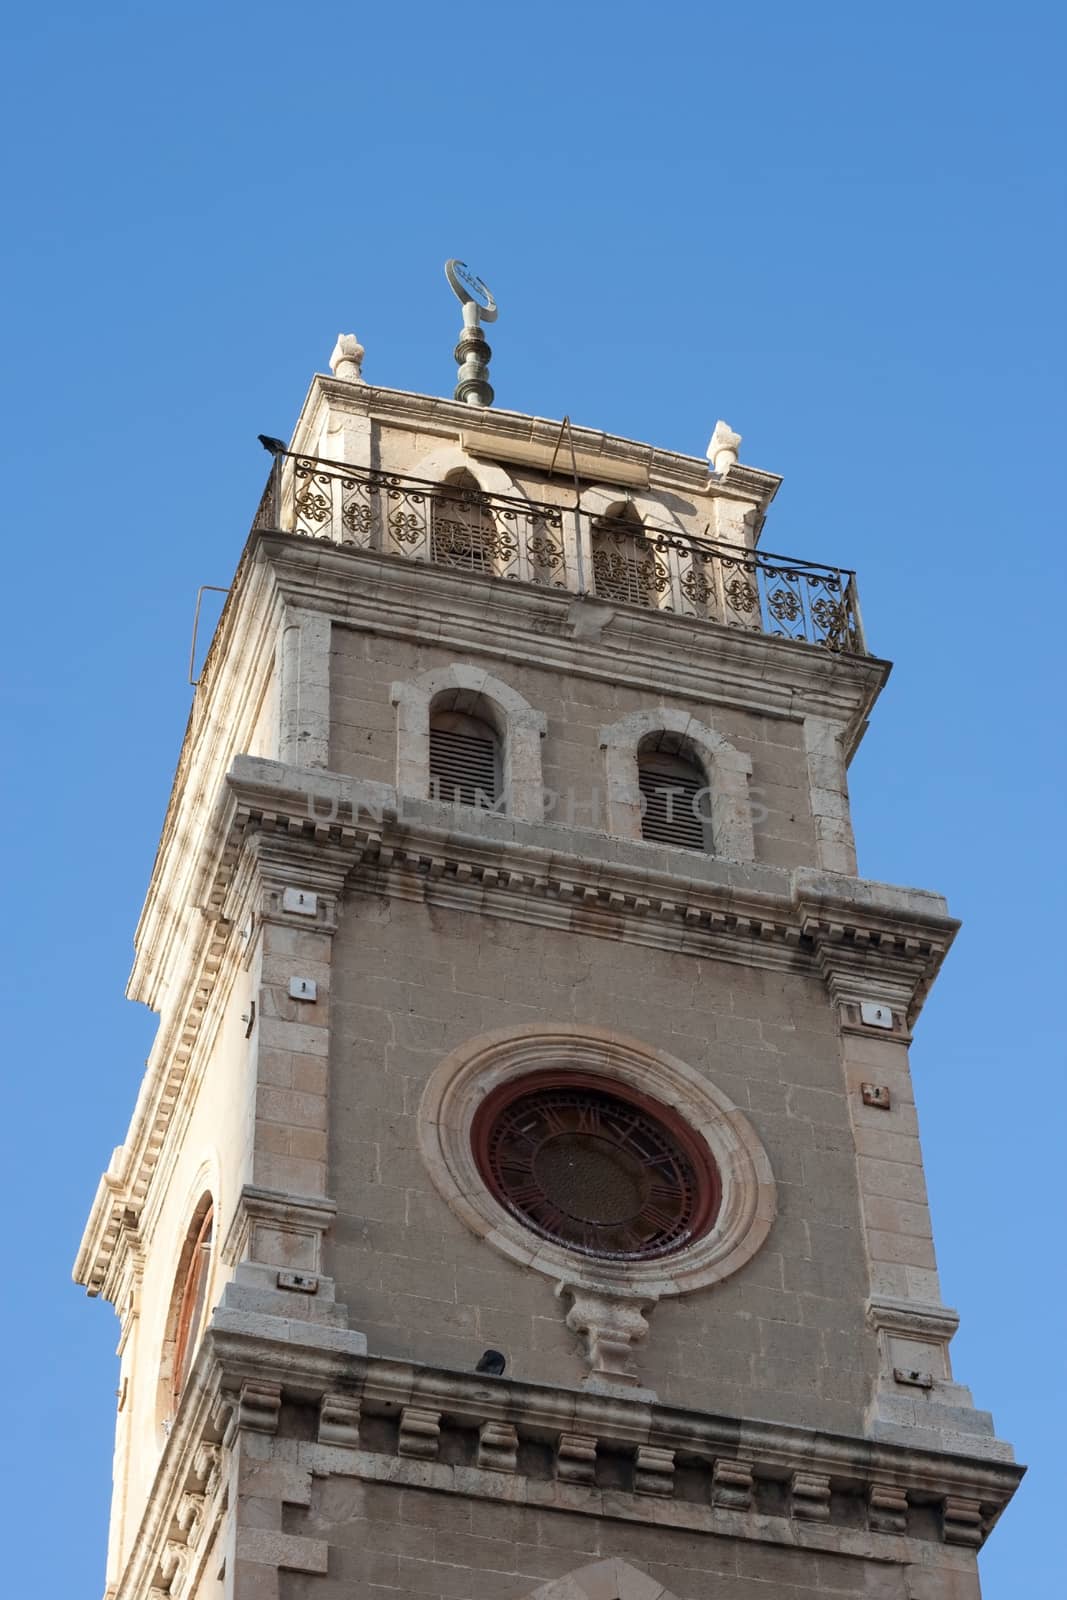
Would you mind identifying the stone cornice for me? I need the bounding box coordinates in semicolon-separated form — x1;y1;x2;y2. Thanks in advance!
129;553;282;1012
259;530;890;735
219;758;955;984
115;1313;1022;1598
290;376;783;508
74;755;956;1306
212;1323;1017;1502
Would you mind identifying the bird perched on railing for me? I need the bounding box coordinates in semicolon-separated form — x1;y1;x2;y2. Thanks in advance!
474;1349;506;1377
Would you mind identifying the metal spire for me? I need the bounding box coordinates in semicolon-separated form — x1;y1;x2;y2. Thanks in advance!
445;259;498;406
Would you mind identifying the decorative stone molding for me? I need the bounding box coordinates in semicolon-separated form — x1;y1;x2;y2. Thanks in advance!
318;1393;361;1447
559;1286;657;1392
712;1457;754;1510
192;1442;221;1499
408;441;524;501
418;1024;776;1389
118;1316;1019;1600
523;1559;678;1600
579;484;691;528
175;1490;205;1548
943;1496;984;1547
159;1541;190;1596
634;1444;675;1496
557;1432;598;1484
220;1186;337;1275
305;377;781;503
869;1481;909;1534
328;333;365;383
599;708;755;862
477;1419;519;1472
398;1405;441;1459
791;1469;832;1521
391;662;548;821
868;1297;959;1385
707;420;742;475
236;1379;281;1435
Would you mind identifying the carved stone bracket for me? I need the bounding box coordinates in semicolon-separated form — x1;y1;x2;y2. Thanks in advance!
791;1470;832;1521
192;1441;222;1499
478;1420;519;1473
712;1457;754;1510
557;1433;598;1485
558;1285;657;1389
398;1406;441;1460
943;1496;984;1547
634;1445;675;1497
175;1490;206;1549
237;1379;282;1435
869;1481;909;1534
319;1393;362;1448
159;1541;191;1597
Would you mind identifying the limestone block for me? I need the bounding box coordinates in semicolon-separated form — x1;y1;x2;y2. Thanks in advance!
235;1528;329;1573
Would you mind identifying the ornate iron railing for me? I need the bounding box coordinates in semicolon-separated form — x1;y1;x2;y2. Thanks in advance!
590;518;864;653
253;452;866;654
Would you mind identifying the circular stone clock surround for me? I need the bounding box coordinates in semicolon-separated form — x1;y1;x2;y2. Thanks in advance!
417;1024;776;1300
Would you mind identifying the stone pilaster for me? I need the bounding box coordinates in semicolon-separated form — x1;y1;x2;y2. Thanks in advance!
218;832;357;1330
803;716;857;874
809;932;1010;1459
278;608;331;769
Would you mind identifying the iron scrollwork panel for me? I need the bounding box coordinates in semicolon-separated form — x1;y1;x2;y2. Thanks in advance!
268;451;863;651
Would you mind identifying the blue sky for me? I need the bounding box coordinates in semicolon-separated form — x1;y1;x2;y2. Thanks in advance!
1;3;1063;1595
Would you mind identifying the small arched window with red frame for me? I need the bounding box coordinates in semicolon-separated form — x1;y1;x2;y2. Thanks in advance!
170;1202;214;1407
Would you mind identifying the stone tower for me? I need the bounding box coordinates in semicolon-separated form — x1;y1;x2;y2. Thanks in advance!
75;342;1022;1600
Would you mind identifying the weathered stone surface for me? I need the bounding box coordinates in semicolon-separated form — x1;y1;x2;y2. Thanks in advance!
72;376;1018;1600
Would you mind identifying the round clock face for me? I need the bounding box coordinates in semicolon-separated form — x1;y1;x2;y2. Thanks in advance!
473;1074;720;1260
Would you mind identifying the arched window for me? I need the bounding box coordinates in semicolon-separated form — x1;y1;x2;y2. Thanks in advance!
429;697;502;809
393;665;547;823
431;471;497;574
600;710;755;861
169;1200;214;1408
638;735;711;852
590;505;668;608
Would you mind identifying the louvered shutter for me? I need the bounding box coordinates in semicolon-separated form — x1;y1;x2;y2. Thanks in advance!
639;760;708;851
429;725;500;808
591;525;658;608
431;487;495;573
